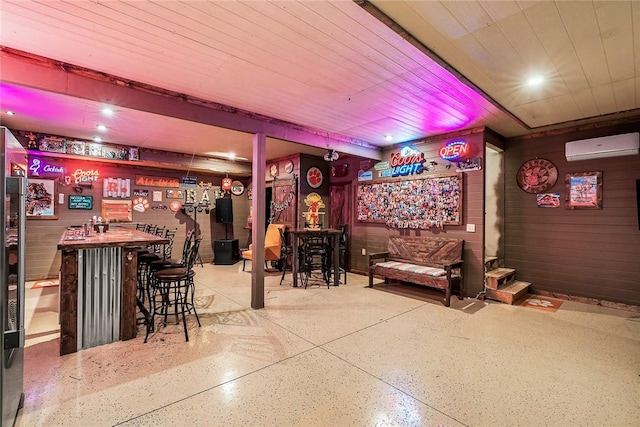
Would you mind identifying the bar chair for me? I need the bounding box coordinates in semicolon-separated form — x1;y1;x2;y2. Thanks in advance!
278;228;295;285
298;231;330;289
145;237;202;342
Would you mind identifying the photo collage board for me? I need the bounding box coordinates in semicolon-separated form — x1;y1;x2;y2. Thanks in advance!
356;173;462;229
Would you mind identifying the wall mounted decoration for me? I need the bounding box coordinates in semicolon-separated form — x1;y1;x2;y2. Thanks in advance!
516;158;558;194
165;189;185;199
132;197;150;213
565;171;603;209
231;180;245;196
135;175;180;188
284;160;294;174
357;173;462;229
68;195;93;210
169;201;182;212
536;193;560;208
26;178;58;219
302;192;326;229
101;200;132;222
306;166;323;188
133;189;149;197
152;191;162;202
269;164;279;178
103;177;131;198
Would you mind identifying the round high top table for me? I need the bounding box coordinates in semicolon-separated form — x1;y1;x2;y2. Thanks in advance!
290;228;342;288
57;227;169;355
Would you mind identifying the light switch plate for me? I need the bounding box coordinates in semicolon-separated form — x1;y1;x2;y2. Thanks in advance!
58;193;65;204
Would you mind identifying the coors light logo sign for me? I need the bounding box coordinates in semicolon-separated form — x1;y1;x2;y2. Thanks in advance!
390;146;425;177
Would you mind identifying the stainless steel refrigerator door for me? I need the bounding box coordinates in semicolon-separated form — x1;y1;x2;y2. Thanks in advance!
2;175;26;426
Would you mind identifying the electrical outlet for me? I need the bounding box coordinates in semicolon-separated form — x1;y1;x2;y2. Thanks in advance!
361;248;366;256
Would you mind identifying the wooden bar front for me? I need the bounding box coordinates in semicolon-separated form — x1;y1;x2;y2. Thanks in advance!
57;227;168;355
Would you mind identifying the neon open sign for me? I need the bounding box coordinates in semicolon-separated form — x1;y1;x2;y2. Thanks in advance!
439;140;470;160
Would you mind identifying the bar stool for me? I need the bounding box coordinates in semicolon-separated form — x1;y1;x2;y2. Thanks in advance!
145;237;202;342
298;231;330;289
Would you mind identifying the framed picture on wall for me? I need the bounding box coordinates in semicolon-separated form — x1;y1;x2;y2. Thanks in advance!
565;171;603;209
26;178;58;219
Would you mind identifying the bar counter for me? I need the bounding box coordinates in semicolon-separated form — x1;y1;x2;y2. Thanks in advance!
57;227;169;355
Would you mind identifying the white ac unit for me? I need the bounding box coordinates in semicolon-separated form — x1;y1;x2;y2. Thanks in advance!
565;132;639;161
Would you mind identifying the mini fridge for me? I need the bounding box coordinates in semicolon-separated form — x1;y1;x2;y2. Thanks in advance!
1;127;26;426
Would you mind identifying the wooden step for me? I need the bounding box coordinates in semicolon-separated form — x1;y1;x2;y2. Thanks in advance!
485;267;516;290
486;280;531;304
484;256;499;271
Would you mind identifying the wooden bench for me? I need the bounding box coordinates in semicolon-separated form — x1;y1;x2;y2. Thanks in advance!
368;236;464;307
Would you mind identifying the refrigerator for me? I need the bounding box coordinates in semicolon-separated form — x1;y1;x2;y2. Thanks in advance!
1;127;26;426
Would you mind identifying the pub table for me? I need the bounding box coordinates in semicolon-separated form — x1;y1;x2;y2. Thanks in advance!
57;226;168;355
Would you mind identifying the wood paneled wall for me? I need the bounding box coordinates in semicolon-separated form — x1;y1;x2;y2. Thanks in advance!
504;121;640;306
25;157;248;280
348;130;487;297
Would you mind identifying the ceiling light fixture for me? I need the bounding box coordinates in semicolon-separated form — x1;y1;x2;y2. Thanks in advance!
96;124;107;132
101;107;114;116
525;75;545;87
6;110;15;115
384;134;394;142
324;148;339;162
93;136;102;142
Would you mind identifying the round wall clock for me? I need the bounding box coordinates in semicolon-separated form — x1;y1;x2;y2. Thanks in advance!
284;160;294;174
306;166;323;189
516;158;558;193
230;180;244;196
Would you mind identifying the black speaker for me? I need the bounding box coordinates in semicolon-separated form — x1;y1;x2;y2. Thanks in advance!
214;239;239;265
215;197;233;223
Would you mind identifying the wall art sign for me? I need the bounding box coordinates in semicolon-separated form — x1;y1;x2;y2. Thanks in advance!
230;180;245;196
456;157;482;172
536;193;560;208
565;171;602;209
71;168;100;186
28;158;65;176
390;146;425;177
103;178;131;198
357;173;462;229
181;175;198;187
132;197;150;213
439;140;470;161
102;200;132;222
306;166;324;188
358;170;373;181
222;177;232;192
133;189;149;197
516;158;558;194
152;191;162;202
26;178;58;219
68;195;93;210
165;189;185;199
135;175;180;188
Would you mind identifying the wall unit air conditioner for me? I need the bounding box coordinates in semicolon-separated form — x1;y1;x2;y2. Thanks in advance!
565;132;639;161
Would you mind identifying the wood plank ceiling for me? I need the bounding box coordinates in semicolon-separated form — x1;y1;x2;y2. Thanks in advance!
1;1;639;162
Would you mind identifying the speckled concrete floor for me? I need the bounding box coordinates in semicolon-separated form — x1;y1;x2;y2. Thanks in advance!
18;263;640;426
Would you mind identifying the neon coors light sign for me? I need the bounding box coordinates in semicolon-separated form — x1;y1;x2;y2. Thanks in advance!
390;146;425;177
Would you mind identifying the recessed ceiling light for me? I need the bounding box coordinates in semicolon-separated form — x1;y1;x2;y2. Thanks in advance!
525;75;545;87
96;124;107;132
384;134;394;142
93;136;102;142
101;107;114;116
205;151;248;161
6;110;15;115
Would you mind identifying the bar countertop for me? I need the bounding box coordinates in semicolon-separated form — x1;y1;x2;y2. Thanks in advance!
57;227;169;250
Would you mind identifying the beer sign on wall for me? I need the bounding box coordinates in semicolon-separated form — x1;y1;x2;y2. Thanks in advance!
390;146;426;177
103;177;131;198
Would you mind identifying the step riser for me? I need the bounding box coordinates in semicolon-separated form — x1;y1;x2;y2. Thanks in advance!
486;282;530;305
486;274;514;290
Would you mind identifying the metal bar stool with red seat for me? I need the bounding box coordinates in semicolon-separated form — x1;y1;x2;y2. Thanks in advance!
145;236;202;342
